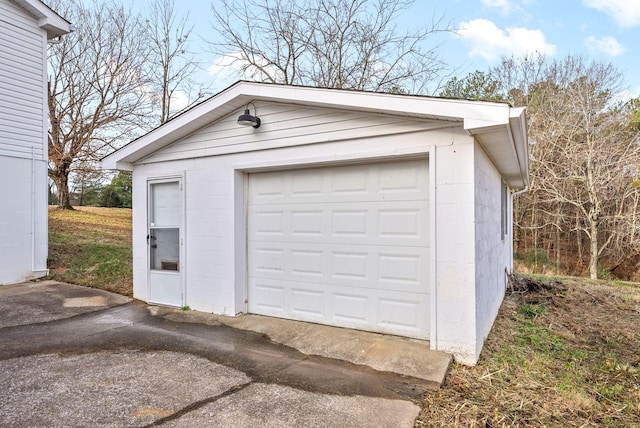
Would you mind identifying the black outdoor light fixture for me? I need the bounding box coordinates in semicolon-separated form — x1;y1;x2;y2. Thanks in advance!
237;102;261;128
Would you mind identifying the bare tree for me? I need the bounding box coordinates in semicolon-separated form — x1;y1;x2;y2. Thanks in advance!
47;0;153;209
209;0;450;93
441;55;640;279
144;0;207;124
495;55;640;279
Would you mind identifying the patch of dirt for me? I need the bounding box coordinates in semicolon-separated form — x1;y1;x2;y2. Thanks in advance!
416;275;640;427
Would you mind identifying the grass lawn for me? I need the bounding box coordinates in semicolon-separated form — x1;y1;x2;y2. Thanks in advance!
47;207;640;426
417;277;640;427
47;206;132;296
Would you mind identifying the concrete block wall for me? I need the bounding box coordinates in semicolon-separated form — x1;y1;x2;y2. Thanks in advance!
131;130;444;317
433;133;479;363
473;143;511;359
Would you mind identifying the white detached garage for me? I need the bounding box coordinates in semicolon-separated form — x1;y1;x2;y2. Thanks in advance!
101;81;528;364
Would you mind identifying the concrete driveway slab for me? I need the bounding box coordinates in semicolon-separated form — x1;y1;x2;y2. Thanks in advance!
0;280;131;328
0;281;437;427
0;351;249;427
163;310;452;386
163;383;420;428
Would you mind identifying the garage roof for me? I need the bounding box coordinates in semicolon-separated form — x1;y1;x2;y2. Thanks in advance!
101;81;529;190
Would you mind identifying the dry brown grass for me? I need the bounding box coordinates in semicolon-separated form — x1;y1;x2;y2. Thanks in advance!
47;206;133;296
416;275;640;427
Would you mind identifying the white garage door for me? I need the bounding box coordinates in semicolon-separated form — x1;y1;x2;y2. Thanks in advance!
247;159;430;339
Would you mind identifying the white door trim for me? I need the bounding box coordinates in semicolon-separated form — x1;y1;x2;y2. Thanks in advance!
146;172;186;307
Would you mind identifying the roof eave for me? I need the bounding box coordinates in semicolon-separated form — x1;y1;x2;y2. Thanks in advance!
101;82;518;170
101;82;530;189
465;107;529;190
13;0;73;39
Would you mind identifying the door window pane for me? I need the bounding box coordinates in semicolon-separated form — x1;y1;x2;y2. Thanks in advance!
151;182;180;226
150;227;179;271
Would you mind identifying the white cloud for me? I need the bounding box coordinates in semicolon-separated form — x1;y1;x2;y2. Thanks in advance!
481;0;514;13
169;90;190;113
207;52;245;84
457;19;556;62
207;51;283;86
585;35;625;56
583;0;640;28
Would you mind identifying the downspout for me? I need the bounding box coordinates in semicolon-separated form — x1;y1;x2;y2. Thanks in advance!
512;185;529;197
508;106;529;282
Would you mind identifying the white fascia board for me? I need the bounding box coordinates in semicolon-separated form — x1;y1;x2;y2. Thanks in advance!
101;81;517;170
13;0;73;39
243;82;512;123
101;88;255;169
508;107;529;188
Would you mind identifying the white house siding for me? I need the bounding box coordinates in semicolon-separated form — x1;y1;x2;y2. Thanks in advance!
0;0;47;160
138;102;449;164
0;156;48;283
0;0;49;284
473;142;512;360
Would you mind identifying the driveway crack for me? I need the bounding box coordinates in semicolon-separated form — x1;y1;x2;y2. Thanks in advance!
141;380;254;427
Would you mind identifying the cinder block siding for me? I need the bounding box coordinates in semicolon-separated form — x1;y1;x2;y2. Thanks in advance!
473;142;511;358
131;129;442;316
432;136;478;363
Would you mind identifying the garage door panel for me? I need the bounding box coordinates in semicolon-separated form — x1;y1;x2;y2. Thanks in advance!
251;209;286;236
289;249;325;278
290;210;324;236
291;288;324;317
250;174;287;203
248;160;429;339
251;282;286;313
248;242;428;293
377;295;425;332
332;293;370;323
249;279;428;338
249;201;429;246
249;161;428;205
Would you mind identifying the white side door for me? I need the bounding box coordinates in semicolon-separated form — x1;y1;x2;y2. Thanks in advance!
147;178;184;306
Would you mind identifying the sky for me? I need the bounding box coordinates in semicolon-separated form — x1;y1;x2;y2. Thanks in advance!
134;0;640;100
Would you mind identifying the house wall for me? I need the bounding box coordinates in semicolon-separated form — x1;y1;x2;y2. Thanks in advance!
473;142;512;362
0;0;49;284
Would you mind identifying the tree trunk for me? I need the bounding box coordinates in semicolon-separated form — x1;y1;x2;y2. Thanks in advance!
589;217;598;280
55;176;73;209
50;161;73;210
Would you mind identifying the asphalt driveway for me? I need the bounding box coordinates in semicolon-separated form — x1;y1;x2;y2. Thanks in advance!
0;281;432;427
